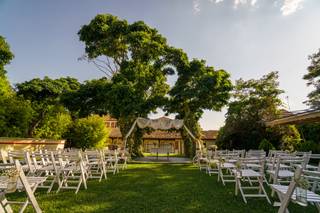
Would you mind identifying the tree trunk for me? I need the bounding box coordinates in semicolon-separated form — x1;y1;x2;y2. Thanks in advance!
181;114;201;158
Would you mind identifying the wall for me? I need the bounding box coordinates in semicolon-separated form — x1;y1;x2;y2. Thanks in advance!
0;138;65;161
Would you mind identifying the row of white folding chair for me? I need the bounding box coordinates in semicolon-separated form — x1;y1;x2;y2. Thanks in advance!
267;155;306;198
20;150;87;194
270;167;320;212
55;150;88;194
84;150;107;181
103;149;120;174
246;149;266;158
0;160;46;213
234;157;271;204
217;152;242;185
266;152;298;171
304;154;320;171
1;149;129;195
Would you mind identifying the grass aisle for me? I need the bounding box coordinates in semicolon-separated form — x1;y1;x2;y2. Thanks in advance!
9;163;317;212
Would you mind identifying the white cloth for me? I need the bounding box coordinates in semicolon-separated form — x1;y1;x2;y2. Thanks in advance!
124;117;202;150
136;117;184;130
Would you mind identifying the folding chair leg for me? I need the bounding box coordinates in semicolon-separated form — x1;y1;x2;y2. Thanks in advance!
237;179;247;204
19;200;29;213
258;177;271;204
0;197;13;213
75;179;82;194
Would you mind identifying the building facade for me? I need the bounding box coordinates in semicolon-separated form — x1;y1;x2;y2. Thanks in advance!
104;116;218;155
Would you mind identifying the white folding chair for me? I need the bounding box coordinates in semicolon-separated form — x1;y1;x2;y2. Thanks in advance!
234;157;271;204
217;152;240;185
104;150;120;174
85;150;107;182
267;155;306;185
118;149;129;170
270;167;320;213
0;160;46;213
56;151;87;194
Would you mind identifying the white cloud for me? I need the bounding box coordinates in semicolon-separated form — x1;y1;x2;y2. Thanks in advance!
194;0;305;16
281;0;305;16
193;0;201;14
211;0;258;8
234;0;258;8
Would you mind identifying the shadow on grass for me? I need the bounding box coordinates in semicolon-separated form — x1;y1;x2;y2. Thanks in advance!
6;164;318;213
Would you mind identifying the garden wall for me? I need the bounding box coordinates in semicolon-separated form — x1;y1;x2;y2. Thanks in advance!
0;138;65;161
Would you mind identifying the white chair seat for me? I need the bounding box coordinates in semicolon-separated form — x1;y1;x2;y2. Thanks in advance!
246;163;262;168
0;176;47;190
222;163;235;168
267;170;294;178
270;184;320;203
232;169;261;177
306;164;319;170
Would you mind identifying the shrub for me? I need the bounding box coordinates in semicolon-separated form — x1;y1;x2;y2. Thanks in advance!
33;106;72;139
297;140;320;153
258;138;275;152
281;125;301;152
0;97;33;137
66;115;110;149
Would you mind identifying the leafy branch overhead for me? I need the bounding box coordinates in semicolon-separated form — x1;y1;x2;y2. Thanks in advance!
78;14;169;79
303;49;320;109
77;14;233;156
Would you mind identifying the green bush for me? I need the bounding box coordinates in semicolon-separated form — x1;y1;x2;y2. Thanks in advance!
281;125;301;152
258;138;275;152
297;140;320;153
66;115;110;149
0;97;33;137
33;106;72;139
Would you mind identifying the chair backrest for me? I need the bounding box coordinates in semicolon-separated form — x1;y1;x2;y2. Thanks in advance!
218;152;241;162
14;160;42;213
273;156;306;182
302;169;320;192
8;150;26;164
246;149;266;158
238;157;265;175
231;149;246;158
85;150;103;164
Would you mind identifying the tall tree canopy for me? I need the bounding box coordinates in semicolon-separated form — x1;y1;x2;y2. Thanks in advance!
78;14;173;156
303;49;320;109
0;36;34;137
62;78;111;118
0;36;14;97
165;48;232;156
16;77;80;137
216;72;287;150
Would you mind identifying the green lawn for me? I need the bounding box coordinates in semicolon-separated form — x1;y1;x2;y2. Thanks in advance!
8;163;318;212
142;153;184;157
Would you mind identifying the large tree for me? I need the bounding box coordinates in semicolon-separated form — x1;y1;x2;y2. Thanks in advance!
61;78;111;118
216;72;286;150
0;35;14;97
0;36;34;137
165;48;232;157
78;14;173;156
16;76;80;137
303;49;320;109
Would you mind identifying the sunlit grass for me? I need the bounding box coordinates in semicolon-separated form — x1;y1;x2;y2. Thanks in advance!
7;164;318;212
142;152;185;157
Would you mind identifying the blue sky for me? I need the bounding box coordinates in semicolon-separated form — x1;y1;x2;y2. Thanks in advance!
1;0;320;130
